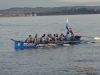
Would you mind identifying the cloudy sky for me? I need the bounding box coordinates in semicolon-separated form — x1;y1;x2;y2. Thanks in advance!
0;0;100;9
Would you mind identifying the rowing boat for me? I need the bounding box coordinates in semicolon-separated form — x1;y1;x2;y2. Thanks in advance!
11;37;81;49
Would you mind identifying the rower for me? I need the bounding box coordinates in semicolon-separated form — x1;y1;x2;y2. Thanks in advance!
25;35;33;43
56;34;60;42
40;36;46;44
33;34;39;44
60;32;65;41
46;34;50;43
60;33;63;41
49;34;53;41
62;34;65;41
52;34;56;42
40;36;43;43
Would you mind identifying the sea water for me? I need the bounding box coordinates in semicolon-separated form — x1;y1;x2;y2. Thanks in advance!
0;14;100;75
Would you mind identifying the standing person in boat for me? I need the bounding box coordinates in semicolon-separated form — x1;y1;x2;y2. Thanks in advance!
25;35;33;43
69;28;74;36
69;28;76;40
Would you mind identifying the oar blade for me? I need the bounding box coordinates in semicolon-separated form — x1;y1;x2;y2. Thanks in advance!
63;44;70;46
94;37;100;40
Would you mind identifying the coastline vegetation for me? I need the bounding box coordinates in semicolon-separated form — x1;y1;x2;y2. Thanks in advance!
0;6;100;17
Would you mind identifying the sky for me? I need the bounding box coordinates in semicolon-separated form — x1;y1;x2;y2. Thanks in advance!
0;0;100;10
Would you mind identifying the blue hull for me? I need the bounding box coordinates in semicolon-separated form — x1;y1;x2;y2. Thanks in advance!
14;39;81;49
14;41;44;49
64;39;80;44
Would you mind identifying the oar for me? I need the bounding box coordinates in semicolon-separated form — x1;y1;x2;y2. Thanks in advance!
63;44;70;46
94;37;100;40
81;40;99;44
81;36;100;40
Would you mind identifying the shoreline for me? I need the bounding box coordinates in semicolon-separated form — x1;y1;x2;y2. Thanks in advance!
0;14;99;18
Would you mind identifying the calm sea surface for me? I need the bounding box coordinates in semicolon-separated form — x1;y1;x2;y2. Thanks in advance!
0;15;100;75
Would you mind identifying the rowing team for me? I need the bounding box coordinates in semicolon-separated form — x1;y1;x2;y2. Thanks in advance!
25;28;81;44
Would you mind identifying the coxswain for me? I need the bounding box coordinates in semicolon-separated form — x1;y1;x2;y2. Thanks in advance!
65;32;70;41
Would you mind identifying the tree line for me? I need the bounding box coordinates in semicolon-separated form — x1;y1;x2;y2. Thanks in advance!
32;8;100;16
